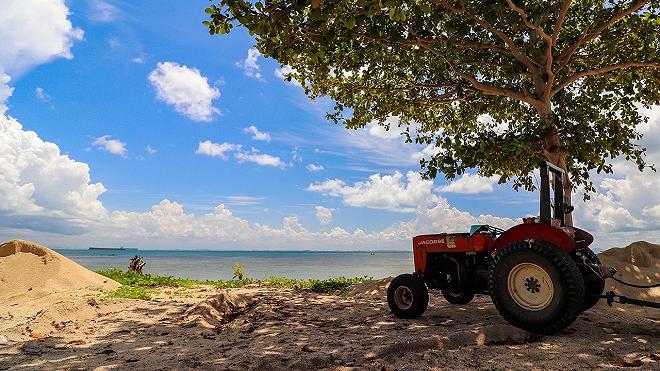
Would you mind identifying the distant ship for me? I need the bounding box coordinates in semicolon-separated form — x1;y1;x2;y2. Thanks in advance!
88;246;138;251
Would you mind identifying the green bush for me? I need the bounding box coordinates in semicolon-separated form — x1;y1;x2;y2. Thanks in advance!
97;268;371;300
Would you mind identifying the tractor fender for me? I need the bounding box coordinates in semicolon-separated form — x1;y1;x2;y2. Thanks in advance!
494;223;576;253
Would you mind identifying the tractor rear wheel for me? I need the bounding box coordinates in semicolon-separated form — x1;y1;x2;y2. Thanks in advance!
580;247;605;311
441;290;475;305
387;274;429;319
488;240;585;335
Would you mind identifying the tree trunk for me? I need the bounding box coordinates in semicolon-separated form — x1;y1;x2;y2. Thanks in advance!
538;108;574;227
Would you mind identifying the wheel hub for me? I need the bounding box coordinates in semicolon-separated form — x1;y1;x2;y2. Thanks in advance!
507;263;554;311
393;286;414;310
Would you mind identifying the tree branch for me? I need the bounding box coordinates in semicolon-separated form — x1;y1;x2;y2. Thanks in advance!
552;62;660;94
505;0;552;42
552;0;572;42
555;0;651;72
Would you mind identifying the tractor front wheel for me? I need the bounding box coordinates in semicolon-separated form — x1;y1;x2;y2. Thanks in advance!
387;274;429;319
488;240;585;335
441;290;475;305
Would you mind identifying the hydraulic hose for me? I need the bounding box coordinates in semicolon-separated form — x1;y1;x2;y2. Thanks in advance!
609;276;660;289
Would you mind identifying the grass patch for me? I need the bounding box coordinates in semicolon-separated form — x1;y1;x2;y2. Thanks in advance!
98;268;371;300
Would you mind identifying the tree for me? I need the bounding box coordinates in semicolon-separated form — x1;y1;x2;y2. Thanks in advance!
205;0;660;226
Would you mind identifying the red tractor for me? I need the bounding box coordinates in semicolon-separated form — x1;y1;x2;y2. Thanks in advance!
387;162;609;335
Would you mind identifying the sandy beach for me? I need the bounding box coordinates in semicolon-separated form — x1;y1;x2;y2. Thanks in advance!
1;240;658;370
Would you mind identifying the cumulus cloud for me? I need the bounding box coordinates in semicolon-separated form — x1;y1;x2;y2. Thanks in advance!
196;140;241;159
235;149;287;168
244;125;271;142
306;163;324;172
148;62;220;122
392;200;516;237
145;145;157;155
315;206;333;224
438;173;500;194
236;48;263;80
0;0;84;77
0;74;13;114
92;135;127;157
0;0;82;112
411;143;441;162
0;115;107;233
307;171;439;212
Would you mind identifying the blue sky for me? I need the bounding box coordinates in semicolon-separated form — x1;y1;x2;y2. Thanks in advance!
0;0;658;250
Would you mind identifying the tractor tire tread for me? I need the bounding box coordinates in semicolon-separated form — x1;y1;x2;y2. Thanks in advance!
387;274;429;319
488;240;585;335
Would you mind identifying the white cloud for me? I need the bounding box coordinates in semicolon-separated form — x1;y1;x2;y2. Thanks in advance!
243;125;271;142
330;116;425;167
570;105;660;237
274;65;301;86
366;117;406;140
0;0;84;77
5;111;653;250
0;114;107;234
439;173;500;194
235;149;287;169
0;0;81;113
35;87;51;102
92;135;127;157
307;171;439;212
411;143;441;161
132;57;145;64
291;147;302;162
0;73;13;114
89;0;120;22
306;163;324;172
196;140;241;159
236;48;263;80
145;145;157;155
391;200;516;237
315;206;333;224
148;62;220;122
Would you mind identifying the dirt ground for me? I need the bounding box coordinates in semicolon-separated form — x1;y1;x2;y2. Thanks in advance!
0;280;658;371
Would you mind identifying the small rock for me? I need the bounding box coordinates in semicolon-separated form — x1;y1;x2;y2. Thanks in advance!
246;323;262;333
0;335;8;345
439;319;454;327
602;327;615;334
301;344;314;353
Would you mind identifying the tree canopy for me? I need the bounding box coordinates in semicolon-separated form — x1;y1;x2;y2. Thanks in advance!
205;0;660;214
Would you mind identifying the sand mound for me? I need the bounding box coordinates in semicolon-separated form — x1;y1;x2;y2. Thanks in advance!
0;239;120;300
349;277;391;299
597;241;660;301
181;291;255;328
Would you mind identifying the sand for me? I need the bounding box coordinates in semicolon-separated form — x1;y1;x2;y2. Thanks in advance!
0;240;657;370
0;239;120;301
598;241;660;301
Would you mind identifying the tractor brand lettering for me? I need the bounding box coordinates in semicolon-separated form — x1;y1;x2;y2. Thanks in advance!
447;236;457;249
418;238;445;245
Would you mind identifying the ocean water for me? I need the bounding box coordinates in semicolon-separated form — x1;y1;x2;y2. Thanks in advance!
56;249;414;280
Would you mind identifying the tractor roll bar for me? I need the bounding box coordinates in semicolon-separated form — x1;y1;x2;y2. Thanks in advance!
538;161;566;227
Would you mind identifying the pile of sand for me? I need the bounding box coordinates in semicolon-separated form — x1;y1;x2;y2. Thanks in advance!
181;291;255;328
0;239;120;301
349;277;391;299
598;241;660;301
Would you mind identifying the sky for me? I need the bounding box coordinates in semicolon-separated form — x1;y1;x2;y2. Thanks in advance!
0;0;658;250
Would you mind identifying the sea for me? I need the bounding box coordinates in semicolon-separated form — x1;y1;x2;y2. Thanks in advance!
56;249;414;281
